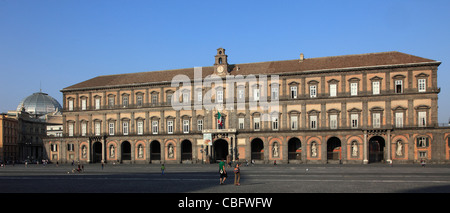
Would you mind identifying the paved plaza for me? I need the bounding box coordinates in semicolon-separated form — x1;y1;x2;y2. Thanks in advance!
0;163;450;193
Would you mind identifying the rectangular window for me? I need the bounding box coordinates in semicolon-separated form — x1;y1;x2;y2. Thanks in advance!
68;123;74;136
330;84;337;97
217;90;223;103
372;81;380;95
239;118;244;129
271;87;279;100
351;114;358;128
272;116;279;131
152;121;158;134
330;114;337;129
253;88;260;101
418;137;428;148
81;99;87;110
137;121;143;135
310;85;317;98
167;120;173;134
123;96;129;107
291;116;298;130
290;86;297;99
95;122;101;136
167;94;172;105
418;111;426;127
350;82;358;96
151;94;158;105
395;80;403;93
395;112;404;128
108;96;115;107
197;119;203;131
109;122;115;136
310;115;317;129
183;92;189;104
67;144;74;152
68;99;74;111
183;120;189;133
418;79;426;92
197;91;202;102
373;113;381;128
123;121;129;135
419;151;427;158
81;123;87;136
137;95;143;106
95;98;101;110
238;88;244;100
254;117;260;131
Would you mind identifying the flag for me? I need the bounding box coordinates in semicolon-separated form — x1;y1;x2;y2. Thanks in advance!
218;111;223;127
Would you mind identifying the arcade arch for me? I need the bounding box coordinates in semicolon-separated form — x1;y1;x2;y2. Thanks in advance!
213;139;228;162
251;138;264;160
181;140;192;160
288;137;301;161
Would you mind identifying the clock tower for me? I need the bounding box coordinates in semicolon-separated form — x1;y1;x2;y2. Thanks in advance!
214;47;228;76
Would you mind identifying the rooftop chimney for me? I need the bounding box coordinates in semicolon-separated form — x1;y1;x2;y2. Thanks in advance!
300;53;304;61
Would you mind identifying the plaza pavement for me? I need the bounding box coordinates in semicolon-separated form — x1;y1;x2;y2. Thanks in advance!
0;162;449;193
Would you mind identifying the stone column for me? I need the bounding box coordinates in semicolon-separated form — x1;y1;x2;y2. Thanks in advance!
363;130;368;164
101;137;105;163
386;130;392;164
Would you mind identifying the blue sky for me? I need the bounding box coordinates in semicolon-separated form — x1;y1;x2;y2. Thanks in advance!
1;0;450;122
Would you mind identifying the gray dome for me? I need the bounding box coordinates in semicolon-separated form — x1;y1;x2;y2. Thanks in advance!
17;92;62;116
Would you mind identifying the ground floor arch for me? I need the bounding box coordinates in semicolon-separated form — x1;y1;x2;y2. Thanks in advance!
92;142;102;163
181;140;192;161
150;140;161;161
369;136;385;163
251;138;264;160
121;141;131;161
327;137;341;161
213;139;228;162
288;137;301;161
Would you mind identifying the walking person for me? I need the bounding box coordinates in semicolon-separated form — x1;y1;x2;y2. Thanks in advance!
161;164;165;175
234;163;241;186
219;159;227;185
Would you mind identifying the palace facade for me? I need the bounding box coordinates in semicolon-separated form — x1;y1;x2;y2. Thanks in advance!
44;48;450;164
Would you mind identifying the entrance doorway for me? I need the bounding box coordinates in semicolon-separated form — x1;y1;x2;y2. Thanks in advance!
251;138;264;160
369;136;385;163
121;141;131;161
327;137;341;161
288;137;301;161
150;140;161;161
181;140;192;160
213;139;228;162
93;142;102;163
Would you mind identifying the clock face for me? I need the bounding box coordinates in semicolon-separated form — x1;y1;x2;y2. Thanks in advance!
217;66;224;73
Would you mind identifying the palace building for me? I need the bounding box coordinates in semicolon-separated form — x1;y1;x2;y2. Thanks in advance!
44;48;450;164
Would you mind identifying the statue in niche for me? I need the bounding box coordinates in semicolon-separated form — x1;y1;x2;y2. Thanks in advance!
82;146;87;159
110;145;115;158
311;142;317;157
273;142;279;157
138;145;143;158
168;144;174;158
396;141;403;156
351;141;358;157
